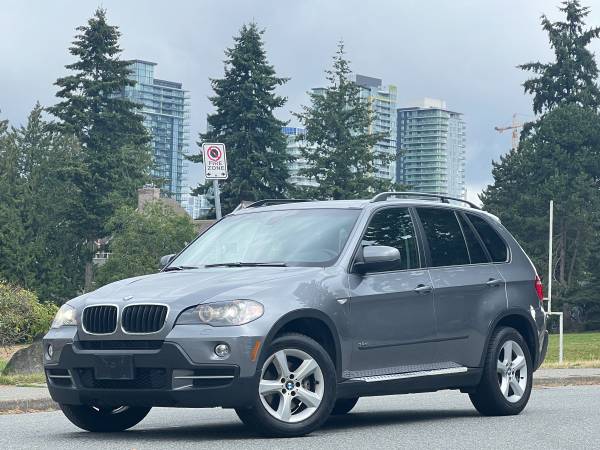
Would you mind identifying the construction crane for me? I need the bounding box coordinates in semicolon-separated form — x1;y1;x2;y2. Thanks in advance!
494;113;524;150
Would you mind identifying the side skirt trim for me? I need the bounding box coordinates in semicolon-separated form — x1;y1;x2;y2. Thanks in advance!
352;366;468;383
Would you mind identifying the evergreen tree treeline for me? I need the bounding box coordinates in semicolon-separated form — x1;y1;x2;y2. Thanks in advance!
483;0;600;330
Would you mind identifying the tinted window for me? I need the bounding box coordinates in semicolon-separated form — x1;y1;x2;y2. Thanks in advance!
466;214;508;262
457;213;489;264
361;208;419;270
418;208;470;267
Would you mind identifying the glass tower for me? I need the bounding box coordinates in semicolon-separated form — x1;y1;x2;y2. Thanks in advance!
397;98;466;199
121;60;190;202
282;126;318;188
355;75;398;182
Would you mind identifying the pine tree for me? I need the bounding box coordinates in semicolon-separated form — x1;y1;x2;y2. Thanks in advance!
483;1;600;328
0;105;87;302
47;8;151;244
188;23;292;214
0;115;27;284
519;0;600;115
294;42;395;200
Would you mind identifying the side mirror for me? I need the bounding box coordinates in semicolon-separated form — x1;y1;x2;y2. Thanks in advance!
353;245;401;274
159;254;176;269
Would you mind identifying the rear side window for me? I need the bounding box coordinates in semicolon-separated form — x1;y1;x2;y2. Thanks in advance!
457;213;489;264
466;214;508;262
361;208;420;270
417;208;470;267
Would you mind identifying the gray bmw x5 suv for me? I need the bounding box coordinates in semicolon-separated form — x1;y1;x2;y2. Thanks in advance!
44;192;548;437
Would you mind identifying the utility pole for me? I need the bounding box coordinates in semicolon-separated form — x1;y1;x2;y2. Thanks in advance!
545;200;564;363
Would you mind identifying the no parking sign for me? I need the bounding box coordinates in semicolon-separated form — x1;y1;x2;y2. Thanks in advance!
202;143;228;179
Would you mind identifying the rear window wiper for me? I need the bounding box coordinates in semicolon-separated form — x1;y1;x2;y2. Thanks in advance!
204;262;287;268
163;265;199;272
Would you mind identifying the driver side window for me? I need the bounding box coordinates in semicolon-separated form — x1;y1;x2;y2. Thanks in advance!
361;208;420;271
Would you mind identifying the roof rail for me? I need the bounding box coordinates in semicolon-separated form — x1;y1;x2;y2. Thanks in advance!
244;199;314;209
370;191;480;210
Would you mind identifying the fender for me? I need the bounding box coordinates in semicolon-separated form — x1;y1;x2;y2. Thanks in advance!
261;308;343;379
478;307;540;368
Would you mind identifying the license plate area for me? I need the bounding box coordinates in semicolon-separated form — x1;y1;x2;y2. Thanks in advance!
95;355;134;380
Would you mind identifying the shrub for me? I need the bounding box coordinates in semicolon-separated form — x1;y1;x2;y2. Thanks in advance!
0;281;58;346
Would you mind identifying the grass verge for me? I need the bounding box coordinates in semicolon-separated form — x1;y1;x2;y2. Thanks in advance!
0;359;45;386
541;332;600;368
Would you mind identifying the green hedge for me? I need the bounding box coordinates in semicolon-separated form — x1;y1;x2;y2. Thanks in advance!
0;281;58;346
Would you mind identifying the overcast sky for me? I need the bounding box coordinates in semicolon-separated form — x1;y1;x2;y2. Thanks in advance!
2;0;600;203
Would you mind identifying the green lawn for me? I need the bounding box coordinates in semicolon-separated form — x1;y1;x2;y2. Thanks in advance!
542;332;600;368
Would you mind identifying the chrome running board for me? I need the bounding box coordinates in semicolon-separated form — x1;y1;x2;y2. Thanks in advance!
352;366;468;383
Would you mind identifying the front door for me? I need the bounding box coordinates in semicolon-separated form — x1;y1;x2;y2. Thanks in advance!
347;207;439;376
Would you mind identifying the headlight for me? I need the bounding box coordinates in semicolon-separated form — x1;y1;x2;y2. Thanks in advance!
51;304;77;328
176;300;264;326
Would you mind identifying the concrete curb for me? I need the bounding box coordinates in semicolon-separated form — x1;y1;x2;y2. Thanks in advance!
1;371;600;414
0;398;58;414
534;376;600;387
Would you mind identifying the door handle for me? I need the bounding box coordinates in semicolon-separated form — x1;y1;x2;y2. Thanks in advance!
413;284;433;294
485;278;502;287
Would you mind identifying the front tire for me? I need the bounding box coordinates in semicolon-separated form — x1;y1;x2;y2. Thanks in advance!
469;326;533;416
235;333;336;437
59;404;151;432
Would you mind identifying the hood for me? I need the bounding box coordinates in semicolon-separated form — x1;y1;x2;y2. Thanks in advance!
82;266;322;305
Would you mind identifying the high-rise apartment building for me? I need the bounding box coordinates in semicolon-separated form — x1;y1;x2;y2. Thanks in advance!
121;60;190;202
282;127;318;188
397;98;466;199
355;75;397;181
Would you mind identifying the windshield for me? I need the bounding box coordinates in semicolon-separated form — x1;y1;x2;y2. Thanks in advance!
170;208;361;268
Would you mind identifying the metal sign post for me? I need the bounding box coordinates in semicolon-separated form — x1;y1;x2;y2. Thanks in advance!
202;143;228;220
545;199;563;363
213;179;222;220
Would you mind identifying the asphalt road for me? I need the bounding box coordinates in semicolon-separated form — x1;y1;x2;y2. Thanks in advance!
0;386;597;449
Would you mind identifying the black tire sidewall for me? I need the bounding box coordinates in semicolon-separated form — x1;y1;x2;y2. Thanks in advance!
60;404;151;432
247;333;337;437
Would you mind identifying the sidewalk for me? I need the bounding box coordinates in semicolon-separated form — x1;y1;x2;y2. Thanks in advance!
0;385;57;413
1;368;599;413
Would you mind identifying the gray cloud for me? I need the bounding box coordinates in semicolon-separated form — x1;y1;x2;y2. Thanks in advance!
2;0;599;199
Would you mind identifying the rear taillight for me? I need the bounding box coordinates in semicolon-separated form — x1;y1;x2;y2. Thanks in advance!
534;275;544;302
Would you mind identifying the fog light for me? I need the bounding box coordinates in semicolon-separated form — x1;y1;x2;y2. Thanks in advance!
47;344;54;359
214;343;231;358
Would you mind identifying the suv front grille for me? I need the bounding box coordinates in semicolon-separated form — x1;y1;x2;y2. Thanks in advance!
122;305;168;333
82;305;117;334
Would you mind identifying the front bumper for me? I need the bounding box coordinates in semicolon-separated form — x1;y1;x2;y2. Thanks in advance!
43;339;258;408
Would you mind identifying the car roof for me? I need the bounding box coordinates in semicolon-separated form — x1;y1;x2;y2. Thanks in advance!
230;199;501;222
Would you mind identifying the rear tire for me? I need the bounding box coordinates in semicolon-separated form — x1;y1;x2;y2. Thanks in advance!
469;326;532;416
235;333;336;437
59;404;151;432
331;397;359;415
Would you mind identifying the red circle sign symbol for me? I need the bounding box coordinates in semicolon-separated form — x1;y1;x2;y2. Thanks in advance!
207;146;222;162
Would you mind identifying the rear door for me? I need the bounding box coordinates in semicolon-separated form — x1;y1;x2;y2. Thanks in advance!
347;207;438;375
415;207;507;368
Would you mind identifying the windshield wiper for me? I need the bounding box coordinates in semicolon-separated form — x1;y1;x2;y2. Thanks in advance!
204;262;287;268
163;265;199;272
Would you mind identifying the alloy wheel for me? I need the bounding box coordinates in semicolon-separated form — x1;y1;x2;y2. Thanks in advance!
497;339;528;403
259;348;324;423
